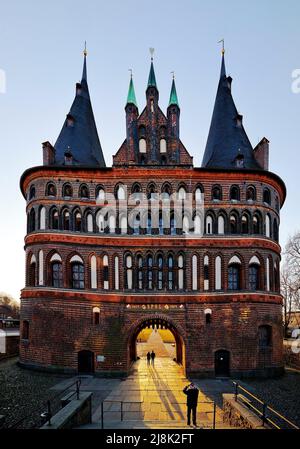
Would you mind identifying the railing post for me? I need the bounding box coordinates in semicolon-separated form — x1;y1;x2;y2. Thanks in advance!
213;402;216;429
262;403;267;426
76;380;80;400
47;400;52;426
101;402;104;429
121;402;123;421
234;382;238;401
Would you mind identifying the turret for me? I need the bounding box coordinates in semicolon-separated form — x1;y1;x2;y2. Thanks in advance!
125;73;139;164
167;75;180;163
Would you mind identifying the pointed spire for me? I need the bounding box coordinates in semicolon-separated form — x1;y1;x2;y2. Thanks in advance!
82;41;87;82
168;73;179;107
54;49;106;167
126;70;138;108
147;48;157;88
201;50;261;170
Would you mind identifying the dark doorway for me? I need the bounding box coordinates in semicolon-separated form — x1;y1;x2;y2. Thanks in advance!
78;350;94;374
215;349;230;377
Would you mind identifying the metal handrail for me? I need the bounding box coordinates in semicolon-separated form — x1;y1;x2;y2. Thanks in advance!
100;399;217;429
233;381;299;430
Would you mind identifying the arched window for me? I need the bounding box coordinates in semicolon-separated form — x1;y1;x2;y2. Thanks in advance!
147;183;156;200
139;138;147;153
46;183;56;197
246;186;256;201
183;215;189;234
195;187;203;203
120;216;127;234
38;250;44;286
39;207;46;230
158;213;164;235
29;185;36;200
253;213;261;234
102;255;109;290
29;208;36;232
97;212;105;233
275;196;279;212
204;255;209;291
215;256;222;290
230;185;240;201
266;257;270;291
22;320;29;340
87;213;93;232
178;255;184;290
273;219;279;242
62;210;70;230
249;264;259;291
133;214;140;235
157;255;163;290
71;261;85;289
126;255;133;289
218;215;225;234
96;187;105;203
51;261;63;288
161;183;171;199
137;255;143;290
146;214;152;235
116;184;126;200
93;307;100;325
194;215;201;235
230;214;238;234
108;215;116;234
265;214;271;238
90;255;97;289
62;183;72;198
75;212;82;232
212;185;222;201
160;138;167;153
274;262;280;292
178;186;187;201
170;213;176;235
29;256;36;287
258;325;272;348
241;214;249;234
79;184;89;199
206;215;213;235
192;255;198;291
263;188;271;205
228;264;240;290
147;255;153;290
50;208;59;230
114;256;119;290
167;255;174;290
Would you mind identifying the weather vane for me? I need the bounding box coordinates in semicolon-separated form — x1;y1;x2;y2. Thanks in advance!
171;71;175;80
83;41;88;57
218;39;225;54
128;68;133;78
149;47;155;60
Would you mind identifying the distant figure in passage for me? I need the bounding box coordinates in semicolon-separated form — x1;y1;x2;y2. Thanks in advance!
150;350;156;366
183;382;199;428
146;351;151;366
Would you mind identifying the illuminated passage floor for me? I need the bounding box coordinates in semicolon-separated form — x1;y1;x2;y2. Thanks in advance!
90;357;235;429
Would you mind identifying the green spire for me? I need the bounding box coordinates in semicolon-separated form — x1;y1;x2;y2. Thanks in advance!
147;60;157;88
168;77;179;107
126;75;138;108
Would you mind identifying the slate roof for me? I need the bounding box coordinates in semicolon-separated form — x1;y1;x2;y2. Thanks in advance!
168;78;179;108
54;55;106;167
201;54;261;170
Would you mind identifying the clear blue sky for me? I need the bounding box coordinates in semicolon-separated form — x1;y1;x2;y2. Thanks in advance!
0;0;299;300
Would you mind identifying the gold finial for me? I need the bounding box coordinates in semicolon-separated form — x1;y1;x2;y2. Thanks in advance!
218;39;225;55
149;47;155;61
83;41;88;57
171;71;175;80
128;68;133;79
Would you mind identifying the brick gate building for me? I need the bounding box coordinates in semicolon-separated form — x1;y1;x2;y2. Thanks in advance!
19;50;286;378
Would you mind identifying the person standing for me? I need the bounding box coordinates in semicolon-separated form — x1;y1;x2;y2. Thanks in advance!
150;350;156;366
183;382;199;427
146;351;151;366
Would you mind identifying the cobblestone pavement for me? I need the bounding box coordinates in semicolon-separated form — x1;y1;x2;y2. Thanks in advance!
0;357;71;428
241;369;300;428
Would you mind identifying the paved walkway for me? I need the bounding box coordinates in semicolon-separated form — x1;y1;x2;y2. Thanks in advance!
89;358;234;429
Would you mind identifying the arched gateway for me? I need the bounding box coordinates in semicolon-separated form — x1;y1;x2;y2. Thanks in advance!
127;315;186;373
